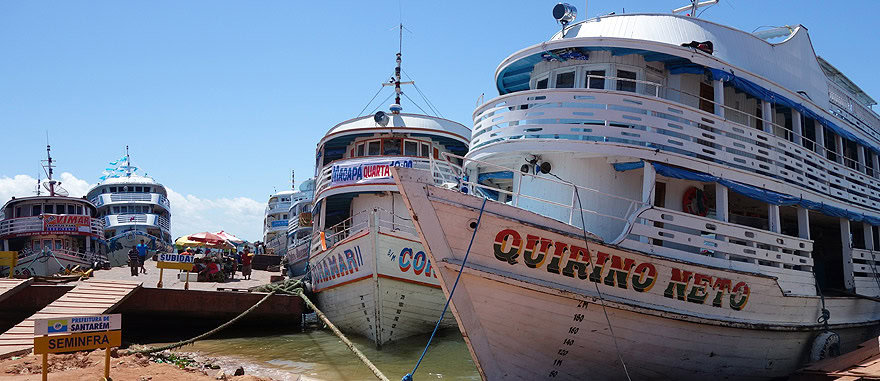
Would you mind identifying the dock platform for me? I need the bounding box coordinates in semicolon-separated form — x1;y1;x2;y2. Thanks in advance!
0;279;141;359
0;279;32;304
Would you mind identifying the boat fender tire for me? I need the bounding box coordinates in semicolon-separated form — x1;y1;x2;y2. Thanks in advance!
809;331;840;362
682;187;708;217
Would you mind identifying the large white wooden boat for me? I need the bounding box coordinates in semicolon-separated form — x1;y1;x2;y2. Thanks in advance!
307;47;470;347
1;145;106;277
392;3;880;380
87;147;172;266
285;177;315;277
263;189;296;256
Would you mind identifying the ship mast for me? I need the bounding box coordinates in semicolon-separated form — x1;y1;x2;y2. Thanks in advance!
124;145;133;177
382;23;413;115
41;141;57;197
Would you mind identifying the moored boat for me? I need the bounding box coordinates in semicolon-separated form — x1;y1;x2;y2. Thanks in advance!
87;147;173;266
392;3;880;380
307;41;470;347
285;177;316;278
1;145;106;277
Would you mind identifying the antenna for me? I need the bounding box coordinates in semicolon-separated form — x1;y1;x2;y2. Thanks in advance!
291;169;296;190
42;134;57;197
672;0;718;17
382;23;414;114
35;170;42;196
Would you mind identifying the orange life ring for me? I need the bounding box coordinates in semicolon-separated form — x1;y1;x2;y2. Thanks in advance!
682;187;708;217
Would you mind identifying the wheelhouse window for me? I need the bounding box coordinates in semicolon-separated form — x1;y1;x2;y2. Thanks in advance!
383;138;402;155
555;71;575;88
44;205;54;214
420;143;430;157
404;141;418;156
67;205;75;214
356;143;365;157
367;141;381;156
585;70;605;89
536;77;548;89
32;205;41;216
110;187;117;193
616;70;637;92
76;205;83;215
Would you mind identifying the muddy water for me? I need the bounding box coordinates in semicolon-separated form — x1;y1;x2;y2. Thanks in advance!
173;328;480;381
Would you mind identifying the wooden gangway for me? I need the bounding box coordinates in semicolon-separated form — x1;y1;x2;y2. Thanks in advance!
0;279;141;359
0;278;33;304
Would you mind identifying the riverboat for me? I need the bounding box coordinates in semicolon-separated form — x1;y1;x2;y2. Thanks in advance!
264;189;296;256
87;147;173;266
0;145;105;277
393;3;880;380
285;177;315;277
307;42;470;347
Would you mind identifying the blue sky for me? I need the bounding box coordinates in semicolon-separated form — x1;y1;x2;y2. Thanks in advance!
1;0;879;241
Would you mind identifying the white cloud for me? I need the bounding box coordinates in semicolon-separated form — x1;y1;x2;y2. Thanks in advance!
0;173;265;242
165;188;265;241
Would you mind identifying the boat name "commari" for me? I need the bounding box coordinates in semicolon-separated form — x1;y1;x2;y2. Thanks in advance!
492;229;750;311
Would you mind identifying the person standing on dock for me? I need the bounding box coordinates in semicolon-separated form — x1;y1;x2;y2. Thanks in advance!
128;246;139;277
136;239;149;274
241;246;253;280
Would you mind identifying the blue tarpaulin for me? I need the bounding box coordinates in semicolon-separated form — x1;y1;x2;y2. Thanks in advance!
614;160;880;225
708;68;878;155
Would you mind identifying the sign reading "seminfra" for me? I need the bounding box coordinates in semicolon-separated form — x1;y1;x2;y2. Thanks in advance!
34;330;122;354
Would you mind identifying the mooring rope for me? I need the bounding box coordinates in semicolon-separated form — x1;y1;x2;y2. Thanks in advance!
294;289;391;381
403;196;488;381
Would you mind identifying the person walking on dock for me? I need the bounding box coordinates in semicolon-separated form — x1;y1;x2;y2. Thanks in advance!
241;246;253;280
128;246;139;277
136;239;149;274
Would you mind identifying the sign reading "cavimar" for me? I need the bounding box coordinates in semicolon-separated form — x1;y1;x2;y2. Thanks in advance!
34;330;121;354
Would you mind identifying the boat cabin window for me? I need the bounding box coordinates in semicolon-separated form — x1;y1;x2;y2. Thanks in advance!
404;140;418;156
555;71;575;88
110;187;117;192
45;205;54;214
67;205;75;214
77;205;83;215
32;205;41;216
356;143;365;157
367;141;381;156
616;70;637;92
15;207;21;218
383;138;402;155
535;76;548;89
585;70;605;89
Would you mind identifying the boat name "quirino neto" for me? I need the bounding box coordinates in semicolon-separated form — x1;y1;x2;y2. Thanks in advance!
492;229;750;311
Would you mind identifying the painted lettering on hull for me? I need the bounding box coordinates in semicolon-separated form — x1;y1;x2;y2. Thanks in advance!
492;229;750;311
398;248;437;278
311;245;365;286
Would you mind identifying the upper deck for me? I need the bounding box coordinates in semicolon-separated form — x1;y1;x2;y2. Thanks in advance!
314;113;470;201
0;196;103;238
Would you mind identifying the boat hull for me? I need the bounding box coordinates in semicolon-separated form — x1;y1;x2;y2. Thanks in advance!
13;251;94;277
309;226;454;347
392;168;880;380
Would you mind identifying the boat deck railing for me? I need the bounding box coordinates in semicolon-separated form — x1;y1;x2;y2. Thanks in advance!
471;76;880;217
418;152;820;295
314;157;463;199
310;208;419;253
0;216;104;237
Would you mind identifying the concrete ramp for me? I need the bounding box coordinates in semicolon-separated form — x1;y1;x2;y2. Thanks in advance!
0;279;141;359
